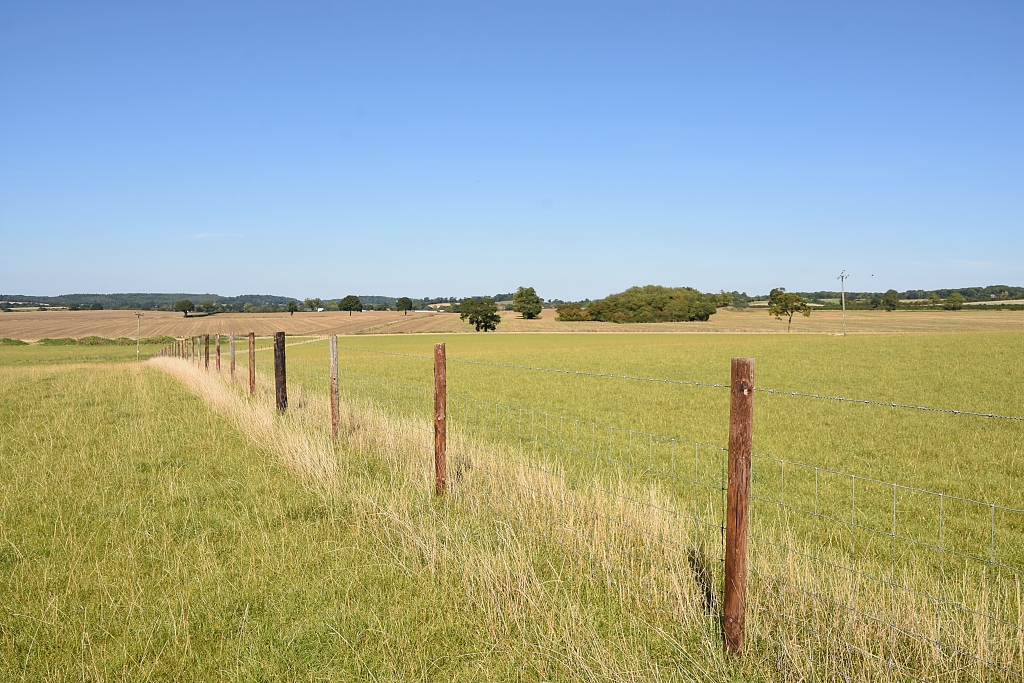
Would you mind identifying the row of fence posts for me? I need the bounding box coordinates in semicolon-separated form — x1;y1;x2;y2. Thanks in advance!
159;332;259;397
159;333;756;656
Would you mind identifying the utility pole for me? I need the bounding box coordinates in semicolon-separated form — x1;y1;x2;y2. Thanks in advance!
837;271;849;337
135;312;144;361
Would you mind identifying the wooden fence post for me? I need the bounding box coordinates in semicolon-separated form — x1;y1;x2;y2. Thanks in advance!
248;332;256;395
204;335;210;371
329;336;340;438
216;334;221;372
274;332;287;412
229;333;235;380
724;357;755;655
434;342;447;495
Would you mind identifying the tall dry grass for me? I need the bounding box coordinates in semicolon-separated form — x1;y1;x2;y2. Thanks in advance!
152;356;1024;682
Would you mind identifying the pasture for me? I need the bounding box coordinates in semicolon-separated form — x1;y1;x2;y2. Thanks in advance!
2;329;1022;680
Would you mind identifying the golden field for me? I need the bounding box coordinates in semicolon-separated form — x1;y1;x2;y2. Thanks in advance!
3;306;1024;341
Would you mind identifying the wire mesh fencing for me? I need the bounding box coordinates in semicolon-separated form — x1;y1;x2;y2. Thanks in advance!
155;335;1024;681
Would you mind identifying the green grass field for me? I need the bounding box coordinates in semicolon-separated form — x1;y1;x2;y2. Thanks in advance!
3;332;1022;681
1;357;736;681
271;332;1024;508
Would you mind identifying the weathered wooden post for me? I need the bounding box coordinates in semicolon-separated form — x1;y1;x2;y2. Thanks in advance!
204;335;210;371
248;332;256;395
216;334;221;372
434;342;447;495
329;335;340;438
274;332;287;412
229;333;235;380
724;357;755;655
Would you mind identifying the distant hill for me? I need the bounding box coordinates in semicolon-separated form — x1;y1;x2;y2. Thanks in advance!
0;293;298;311
792;285;1024;303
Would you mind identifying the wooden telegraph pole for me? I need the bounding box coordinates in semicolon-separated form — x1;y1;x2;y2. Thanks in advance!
215;334;221;372
433;343;447;495
204;335;210;371
723;357;755;655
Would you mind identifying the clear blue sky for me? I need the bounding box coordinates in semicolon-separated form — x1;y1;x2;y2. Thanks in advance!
1;1;1021;300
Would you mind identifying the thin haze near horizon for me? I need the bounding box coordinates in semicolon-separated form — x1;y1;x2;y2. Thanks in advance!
1;1;1021;301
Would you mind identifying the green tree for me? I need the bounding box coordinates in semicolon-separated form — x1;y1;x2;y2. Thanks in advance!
201;301;215;313
374;303;388;311
944;292;965;310
90;303;103;310
287;301;299;316
339;295;363;316
395;297;413;315
304;298;322;311
587;286;717;323
715;291;734;307
768;288;811;331
928;292;941;307
555;302;590;321
512;286;543;319
882;289;900;312
173;299;194;317
460;297;501;331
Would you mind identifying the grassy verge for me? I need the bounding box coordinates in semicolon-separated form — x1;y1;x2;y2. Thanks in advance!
0;360;734;681
0;343;168;367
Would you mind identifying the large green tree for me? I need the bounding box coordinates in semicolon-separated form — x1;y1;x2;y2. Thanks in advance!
768;288;811;331
882;289;899;311
173;299;194;318
586;285;717;323
287;301;299;316
304;298;322;311
395;297;413;315
512;286;543;319
555;302;590;321
460;297;501;331
339;295;363;316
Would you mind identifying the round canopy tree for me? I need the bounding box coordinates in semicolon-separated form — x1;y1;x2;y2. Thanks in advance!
512;286;543;319
173;299;194;318
395;297;413;315
339;295;363;316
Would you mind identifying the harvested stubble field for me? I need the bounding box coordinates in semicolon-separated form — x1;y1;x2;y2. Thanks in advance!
2;329;1022;680
4;306;1024;342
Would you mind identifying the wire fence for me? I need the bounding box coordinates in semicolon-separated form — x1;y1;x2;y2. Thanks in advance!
156;335;1024;681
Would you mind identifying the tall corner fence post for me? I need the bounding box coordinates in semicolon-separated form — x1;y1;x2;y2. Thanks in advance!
724;357;755;655
204;335;210;371
329;335;340;438
274;331;287;412
229;333;235;380
216;334;221;372
248;332;256;395
433;342;447;495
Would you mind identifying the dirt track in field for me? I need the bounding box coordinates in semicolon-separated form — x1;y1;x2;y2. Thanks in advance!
2;307;1024;342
